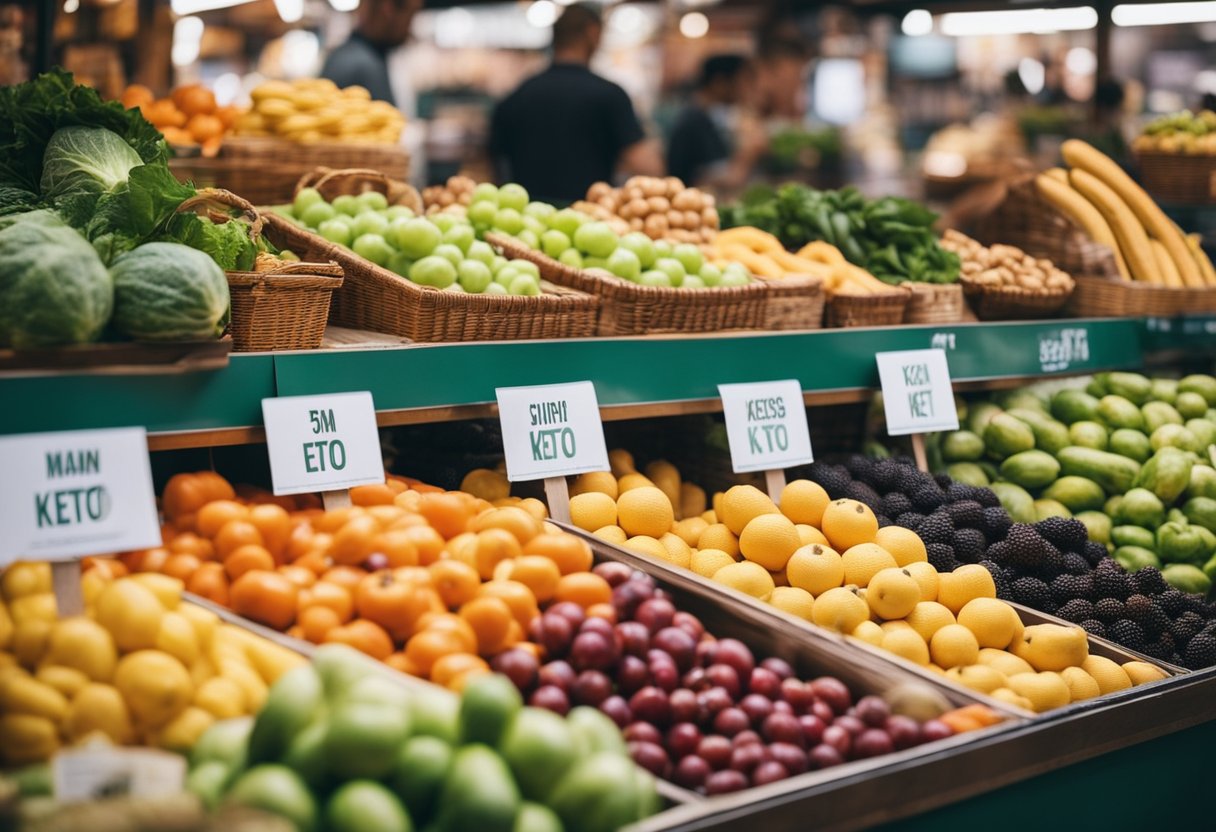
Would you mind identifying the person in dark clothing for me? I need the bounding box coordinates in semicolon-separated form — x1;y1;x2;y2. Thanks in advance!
321;0;420;106
489;3;663;204
666;54;766;191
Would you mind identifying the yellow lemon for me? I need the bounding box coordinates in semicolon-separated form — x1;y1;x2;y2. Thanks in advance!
625;535;668;562
957;598;1021;650
63;682;135;744
691;548;737;578
156;612;201;668
1060;666;1101;702
936;564;996;614
698;524;740;557
1122;661;1168;685
712;561;776;602
882;628;930;665
945;664;1006;694
977;648;1034;678
658;533;693;569
193;676;247;719
594;526;628;544
673;517;709;547
989;687;1034;711
720;485;779;535
785;544;844;595
852;620;885;647
930;624;980;669
617;487;675;538
841;543;898;588
645;461;683;512
157;706;214;752
460;468;510;501
701;509;718;524
34;665;89;699
810;587;869;633
739;513;802;571
42;617;116;682
770;586;815;621
95;580;164;652
874;526;928;566
128;573;183;609
608;448;636;477
880;620;914;634
779;480;830;526
571;471;619;500
905;601;955;642
1080;655;1131;694
0;674;67;721
113;650;194;729
795;525;830;547
570;492;618;532
866;568;921;620
1011;624;1088;672
1007;671;1070;712
821;499;878;551
680;483;708;520
617;473;656;494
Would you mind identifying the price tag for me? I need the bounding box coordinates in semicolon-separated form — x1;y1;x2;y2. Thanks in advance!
54;746;186;802
876;349;959;436
718;380;813;474
0;427;159;567
496;381;609;482
262;392;384;496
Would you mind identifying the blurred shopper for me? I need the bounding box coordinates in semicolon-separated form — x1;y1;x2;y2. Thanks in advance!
321;0;420;106
489;3;663;203
754;37;811;120
667;55;767;192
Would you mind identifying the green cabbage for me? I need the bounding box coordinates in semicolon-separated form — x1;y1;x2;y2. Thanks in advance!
0;210;113;347
41;125;143;204
109;242;230;340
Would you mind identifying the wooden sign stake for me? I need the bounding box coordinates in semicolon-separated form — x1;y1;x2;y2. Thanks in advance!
51;560;84;617
322;489;353;510
544;477;572;524
764;468;788;504
911;433;929;473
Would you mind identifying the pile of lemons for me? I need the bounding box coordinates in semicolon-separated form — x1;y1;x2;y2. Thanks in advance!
565;451;1168;713
236;78;405;145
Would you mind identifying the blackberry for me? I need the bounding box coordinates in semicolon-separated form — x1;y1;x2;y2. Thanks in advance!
1183;632;1216;668
1184;594;1210;616
880;492;912;520
982;506;1011;540
1057;598;1096;622
946;500;984;529
926;543;959;573
1034;517;1089;552
911;486;947;513
1160;589;1190;617
845;481;882;509
1123;594;1154;622
985;540;1013;567
896;512;926;530
1108;619;1147;651
952;528;988;563
1142;608;1172;639
1094;568;1132;601
877;514;894;528
1062;552;1090;576
1142;632;1176;661
945;483;979;502
808;463;852;498
1034;544;1065;579
1169;611;1205;644
1095;598;1126;623
981;561;1012;599
1083;541;1108;566
933;473;954;489
844;455;875;481
1011;577;1051;609
973;488;1001;508
898;466;934;492
1051;575;1092;607
1079;619;1106;638
1004;525;1047;570
917;513;956;545
870;461;903;492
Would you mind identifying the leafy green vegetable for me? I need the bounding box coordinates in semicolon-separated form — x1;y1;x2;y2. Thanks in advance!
0;187;38;217
86;163;195;263
42;126;144;228
109;242;230;340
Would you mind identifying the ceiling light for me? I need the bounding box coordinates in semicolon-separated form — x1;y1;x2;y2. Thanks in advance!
274;0;303;23
940;7;1097;37
170;0;253;15
527;0;558;28
901;9;933;37
1065;46;1096;75
329;0;360;11
1018;57;1046;94
679;11;709;38
63;0;79;12
1113;1;1216;26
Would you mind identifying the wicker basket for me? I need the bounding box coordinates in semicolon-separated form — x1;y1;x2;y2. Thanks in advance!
266;216;597;342
1067;275;1196;318
171;137;410;205
1135;151;1216;206
960;279;1073;320
486;233;767;336
903;282;965;324
824;289;910;328
972;175;1121;280
294;167;422;214
755;274;825;330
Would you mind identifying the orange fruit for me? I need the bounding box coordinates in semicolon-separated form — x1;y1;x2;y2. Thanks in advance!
470;507;542;545
223;544;275;580
187;113;224;143
162;553;202;583
459;596;514;654
298;580;354;622
173;84;216;117
213;520;263;560
299;605;341;643
404;628;469;676
418;493;475;539
321;565;367;593
325;619;394;661
399;525;446;565
330;515;379;566
196;500;248;538
429;559;481;608
120;84;154;109
523;533;593;575
278;564;317;588
417;613;477;653
506;555;562;602
186;562;229;606
586;603;616;623
554;572;612;609
350;483;397;506
431;652;490;688
373;529;419;568
478;580;540;629
168;532;215;561
473;528;522;580
247;504;291;561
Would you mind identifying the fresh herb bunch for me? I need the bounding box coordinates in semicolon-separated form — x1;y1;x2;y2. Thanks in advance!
721;183;961;285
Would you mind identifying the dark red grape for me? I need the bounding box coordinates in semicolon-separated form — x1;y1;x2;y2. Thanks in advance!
682;667;709;692
854;729;894;759
612;580;654;620
593;561;633;587
771;700;793;716
672;611;705;642
617;655;650;695
624;722;664;745
886;715;922;750
696;639;719;666
572;670;613;706
921;719;954;743
748;667;782;699
666;722;702;759
600;695;631;728
834;715;865;737
780;678;814;713
760;657;794;680
705;664;741;699
821;724;852;757
530;685;570;715
649;660;680;693
629;686;671;726
698;687;733;718
635;598;677;634
705;769;749;795
673;755;710;790
579;617;615;640
810;700;835;724
491;648;538;692
538;660;575;691
698;735;733;770
728;742;766;775
854;695;891;728
628;741;671;778
548;601;586;629
731;730;761;748
714;639;755;680
768;742;809;775
751;760;789;786
809;743;844;770
809;677;852;714
571;631;616;672
653;627;697;672
712;707;749;737
615;621;650;657
669;688;699;724
762;712;805;747
740;693;773;725
798;714;826;746
539;614;574;657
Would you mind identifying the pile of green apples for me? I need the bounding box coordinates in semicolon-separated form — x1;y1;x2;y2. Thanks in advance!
279;188;545;296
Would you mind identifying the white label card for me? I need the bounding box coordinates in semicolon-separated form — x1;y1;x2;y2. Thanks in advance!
54;746;186;802
0;427;160;566
718;379;814;473
876;349;960;435
262;392;384;496
496;381;609;482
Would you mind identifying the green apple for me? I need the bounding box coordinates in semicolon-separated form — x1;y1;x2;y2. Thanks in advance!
301;201;336;228
494;265;521;286
494;209;525;235
292;187;323;218
431;213;459;233
573;222;618;258
391;218;441;258
387;252;413;276
491;255;508;273
433;243;464;267
698;263;723;286
525;201;556;221
333;194;360;217
720;270;750;287
410;255;457;288
508;259;540;279
682;275;706;289
653;239;673;260
639;270;672;288
318;218;352;246
541;230;571;259
508;274;541;296
385;205;414;221
356;191;389;213
517;229;540;249
467;240;495;266
444;283;465;293
549;209;584;238
497;183;529;212
457;260;493;293
606;248;641;281
443;223;476;253
619;232;657;269
351;211;389;239
522;215;546;236
653;257;686;287
352;233;393;266
723;263;750;283
673;243;703;275
471;183;499;205
583;257;607;270
467;201;497;228
484;282;508;295
558;249;583;269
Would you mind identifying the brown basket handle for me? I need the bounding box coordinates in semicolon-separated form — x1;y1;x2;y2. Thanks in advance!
294;166;424;214
176;187;265;244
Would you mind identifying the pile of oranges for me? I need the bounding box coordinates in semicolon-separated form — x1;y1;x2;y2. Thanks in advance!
119;84;241;157
102;472;616;693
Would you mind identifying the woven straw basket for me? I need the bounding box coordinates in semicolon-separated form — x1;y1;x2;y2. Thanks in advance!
960;280;1072;320
903;282;965;324
1135;151;1216;206
755;274;825;330
824;289;910;328
486;233;767;336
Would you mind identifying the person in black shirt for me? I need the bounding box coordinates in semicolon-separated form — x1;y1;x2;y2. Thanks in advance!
489;4;663;204
667;55;767;192
321;0;420;106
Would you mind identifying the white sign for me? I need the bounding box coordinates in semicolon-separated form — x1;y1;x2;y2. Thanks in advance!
496;381;609;482
876;349;960;435
0;427;160;566
718;379;814;473
55;746;186;802
262;392;384;495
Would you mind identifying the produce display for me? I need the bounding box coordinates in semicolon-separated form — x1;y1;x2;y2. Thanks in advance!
0;565;303;765
236;78;405;145
1034;140;1216;287
422;174;478;214
711;226;899;297
721;184;960;285
188;647;659;832
120;83;241;156
1133;110;1216;155
941;230;1074;296
581;177;719;244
